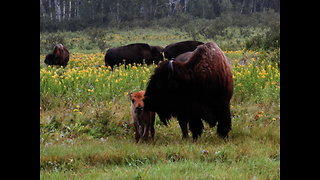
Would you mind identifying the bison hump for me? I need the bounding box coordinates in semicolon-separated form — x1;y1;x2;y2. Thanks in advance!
186;42;227;69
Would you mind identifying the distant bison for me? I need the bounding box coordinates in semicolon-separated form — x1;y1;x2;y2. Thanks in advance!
174;51;193;62
163;40;204;60
104;43;164;69
129;90;155;143
44;44;70;67
144;42;233;140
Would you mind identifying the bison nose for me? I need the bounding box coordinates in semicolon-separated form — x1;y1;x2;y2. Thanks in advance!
135;107;143;114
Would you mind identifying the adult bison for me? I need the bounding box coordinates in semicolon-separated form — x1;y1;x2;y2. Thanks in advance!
156;51;193;125
44;44;70;67
144;42;233;140
163;40;204;60
104;43;164;69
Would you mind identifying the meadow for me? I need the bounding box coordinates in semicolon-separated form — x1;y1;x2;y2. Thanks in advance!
40;26;270;54
40;29;280;179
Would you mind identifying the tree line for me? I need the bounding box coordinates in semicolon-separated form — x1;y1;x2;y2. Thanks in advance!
40;0;280;32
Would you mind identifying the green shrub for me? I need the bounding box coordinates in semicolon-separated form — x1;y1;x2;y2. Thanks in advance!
245;22;279;50
40;32;66;54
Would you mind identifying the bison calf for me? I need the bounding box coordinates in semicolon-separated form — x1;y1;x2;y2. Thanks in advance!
129;90;155;143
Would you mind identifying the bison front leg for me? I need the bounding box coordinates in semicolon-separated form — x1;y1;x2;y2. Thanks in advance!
134;122;141;143
142;125;150;142
150;125;155;141
217;102;232;139
150;113;155;140
177;115;189;139
189;118;204;141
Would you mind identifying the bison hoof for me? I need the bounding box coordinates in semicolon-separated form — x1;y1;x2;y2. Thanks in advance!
218;134;229;141
182;135;189;140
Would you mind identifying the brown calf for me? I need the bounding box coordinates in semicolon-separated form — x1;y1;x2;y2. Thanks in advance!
129;90;155;143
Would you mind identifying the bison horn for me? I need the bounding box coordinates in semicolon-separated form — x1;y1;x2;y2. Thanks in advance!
168;60;174;73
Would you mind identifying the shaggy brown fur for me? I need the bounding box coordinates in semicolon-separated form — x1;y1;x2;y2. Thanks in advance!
44;44;70;67
144;42;233;140
129;90;156;143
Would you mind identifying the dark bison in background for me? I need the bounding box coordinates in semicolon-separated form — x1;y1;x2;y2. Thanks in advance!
174;51;193;62
144;42;233;140
44;44;70;67
104;43;164;69
163;40;204;60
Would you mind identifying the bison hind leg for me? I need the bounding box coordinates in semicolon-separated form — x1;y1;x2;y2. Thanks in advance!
204;115;217;128
201;107;217;128
189;118;204;141
216;103;232;139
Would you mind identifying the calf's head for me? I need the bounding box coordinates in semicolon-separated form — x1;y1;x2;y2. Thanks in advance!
129;91;146;115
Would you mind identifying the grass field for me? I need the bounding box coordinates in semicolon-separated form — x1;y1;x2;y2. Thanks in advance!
40;29;280;179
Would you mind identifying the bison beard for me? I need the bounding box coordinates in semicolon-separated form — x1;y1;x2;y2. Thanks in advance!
144;42;233;140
